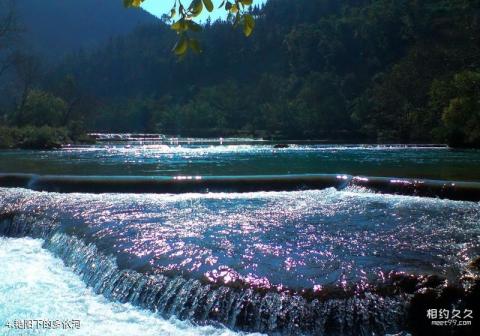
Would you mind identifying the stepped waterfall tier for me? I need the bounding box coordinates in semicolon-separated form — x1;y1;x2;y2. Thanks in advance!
1;186;480;335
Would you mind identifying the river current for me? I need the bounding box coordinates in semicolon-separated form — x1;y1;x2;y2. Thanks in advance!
1;140;479;335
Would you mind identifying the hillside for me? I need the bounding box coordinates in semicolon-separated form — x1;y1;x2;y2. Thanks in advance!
3;0;480;147
15;0;157;58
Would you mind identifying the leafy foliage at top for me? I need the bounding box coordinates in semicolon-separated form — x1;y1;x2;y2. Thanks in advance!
124;0;256;55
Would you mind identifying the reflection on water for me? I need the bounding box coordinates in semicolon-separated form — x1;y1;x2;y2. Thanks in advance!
1;141;479;334
0;144;480;181
2;187;479;292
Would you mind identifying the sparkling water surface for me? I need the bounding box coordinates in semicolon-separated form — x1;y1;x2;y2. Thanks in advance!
0;144;479;181
1;141;479;335
2;187;479;291
0;237;260;336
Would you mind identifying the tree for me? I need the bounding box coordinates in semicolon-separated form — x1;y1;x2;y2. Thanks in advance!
439;71;480;147
124;0;255;55
15;90;67;127
26;0;480;145
11;52;42;118
0;0;20;80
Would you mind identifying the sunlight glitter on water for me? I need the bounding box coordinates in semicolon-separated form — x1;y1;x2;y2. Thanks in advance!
2;187;479;292
1;144;478;180
0;237;262;336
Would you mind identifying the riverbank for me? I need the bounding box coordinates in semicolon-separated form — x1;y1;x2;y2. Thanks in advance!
0;126;94;150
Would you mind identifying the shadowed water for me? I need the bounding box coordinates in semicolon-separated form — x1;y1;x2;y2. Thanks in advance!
1;144;480;181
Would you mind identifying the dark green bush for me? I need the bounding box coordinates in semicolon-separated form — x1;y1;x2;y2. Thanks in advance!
18;126;69;149
0;127;15;149
0;126;71;150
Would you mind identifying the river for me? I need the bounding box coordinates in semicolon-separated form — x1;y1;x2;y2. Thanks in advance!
0;138;479;335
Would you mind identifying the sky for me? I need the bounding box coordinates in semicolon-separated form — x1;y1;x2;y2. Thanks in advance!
142;0;267;22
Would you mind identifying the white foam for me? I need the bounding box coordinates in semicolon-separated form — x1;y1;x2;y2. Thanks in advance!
0;237;261;336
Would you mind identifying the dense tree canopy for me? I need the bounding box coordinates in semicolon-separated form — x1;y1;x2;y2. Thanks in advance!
1;0;480;147
0;0;18;79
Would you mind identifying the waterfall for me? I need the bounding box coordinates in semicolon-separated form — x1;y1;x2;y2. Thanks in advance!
0;208;410;335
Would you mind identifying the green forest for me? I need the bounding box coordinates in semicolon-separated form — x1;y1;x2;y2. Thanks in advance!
1;0;480;148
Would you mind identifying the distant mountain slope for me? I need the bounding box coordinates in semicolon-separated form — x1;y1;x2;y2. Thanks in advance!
15;0;157;58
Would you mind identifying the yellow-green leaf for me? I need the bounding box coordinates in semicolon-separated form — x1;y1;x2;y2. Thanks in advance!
173;36;189;56
202;0;214;12
123;0;143;8
230;4;239;13
171;19;188;32
189;0;203;17
243;14;255;37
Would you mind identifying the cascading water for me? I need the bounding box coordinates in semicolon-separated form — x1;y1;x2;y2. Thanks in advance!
0;237;253;336
0;211;409;336
1;186;480;335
